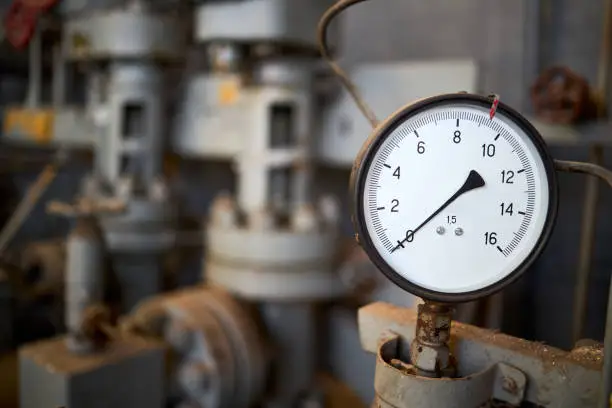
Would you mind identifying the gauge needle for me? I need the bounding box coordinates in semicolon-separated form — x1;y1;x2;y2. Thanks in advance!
391;170;486;252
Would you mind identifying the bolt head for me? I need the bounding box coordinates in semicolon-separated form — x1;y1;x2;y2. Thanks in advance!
291;204;318;232
178;362;213;395
150;179;169;201
454;228;464;236
210;193;237;227
410;341;452;374
436;226;445;235
249;208;275;230
318;195;340;226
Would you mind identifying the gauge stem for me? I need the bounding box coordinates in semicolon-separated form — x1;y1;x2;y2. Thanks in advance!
410;301;456;378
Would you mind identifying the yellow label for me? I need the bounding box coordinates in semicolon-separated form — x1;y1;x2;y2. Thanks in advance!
4;108;54;144
72;33;90;56
218;80;240;106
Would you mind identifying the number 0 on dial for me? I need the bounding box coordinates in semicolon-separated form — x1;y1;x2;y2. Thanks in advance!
351;94;558;302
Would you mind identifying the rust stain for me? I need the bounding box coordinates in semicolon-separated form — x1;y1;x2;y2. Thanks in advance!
365;302;603;373
502;376;519;395
452;319;602;371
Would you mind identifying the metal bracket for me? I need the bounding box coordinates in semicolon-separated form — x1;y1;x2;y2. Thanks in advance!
375;334;526;408
359;302;602;407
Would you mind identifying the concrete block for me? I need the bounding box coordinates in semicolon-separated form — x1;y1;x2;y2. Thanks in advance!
19;335;165;408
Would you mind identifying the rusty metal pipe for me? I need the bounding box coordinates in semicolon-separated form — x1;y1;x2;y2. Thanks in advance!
0;163;59;255
572;145;604;344
410;302;455;378
554;159;612;408
555;159;612;188
596;0;612;116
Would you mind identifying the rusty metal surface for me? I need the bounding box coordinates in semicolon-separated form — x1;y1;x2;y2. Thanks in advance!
531;66;598;124
125;286;268;408
375;335;496;408
336;240;380;300
373;333;529;408
16;239;65;299
46;197;126;217
19;334;163;374
19;335;165;408
410;302;455;378
572;145;604;345
359;302;602;407
78;304;112;349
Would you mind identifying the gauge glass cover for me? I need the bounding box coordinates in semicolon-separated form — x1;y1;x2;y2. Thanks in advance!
356;96;557;300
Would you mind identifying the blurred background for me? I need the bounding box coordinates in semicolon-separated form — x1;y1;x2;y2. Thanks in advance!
0;0;610;407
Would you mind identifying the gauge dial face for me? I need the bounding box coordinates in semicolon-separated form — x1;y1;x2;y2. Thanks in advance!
354;95;557;301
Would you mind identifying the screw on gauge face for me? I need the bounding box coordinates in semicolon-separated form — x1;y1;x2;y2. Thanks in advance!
455;228;464;236
436;226;445;235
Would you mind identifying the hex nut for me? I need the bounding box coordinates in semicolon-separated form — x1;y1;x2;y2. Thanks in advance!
410;342;451;374
210;193;238;227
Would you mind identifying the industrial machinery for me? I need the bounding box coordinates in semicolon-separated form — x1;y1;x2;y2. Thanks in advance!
349;92;606;407
13;0;612;407
61;0;183;312
17;0;358;407
14;0;190;406
147;0;349;406
318;0;611;407
3;0;185;310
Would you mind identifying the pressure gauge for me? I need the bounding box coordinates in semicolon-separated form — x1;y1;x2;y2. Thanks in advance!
351;93;558;302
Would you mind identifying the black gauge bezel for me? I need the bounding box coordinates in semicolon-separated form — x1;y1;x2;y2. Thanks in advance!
350;93;559;303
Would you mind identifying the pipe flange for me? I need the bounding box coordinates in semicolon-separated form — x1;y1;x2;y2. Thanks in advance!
206;259;346;302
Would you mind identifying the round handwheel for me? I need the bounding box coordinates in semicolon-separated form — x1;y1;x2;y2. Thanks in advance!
4;2;37;49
